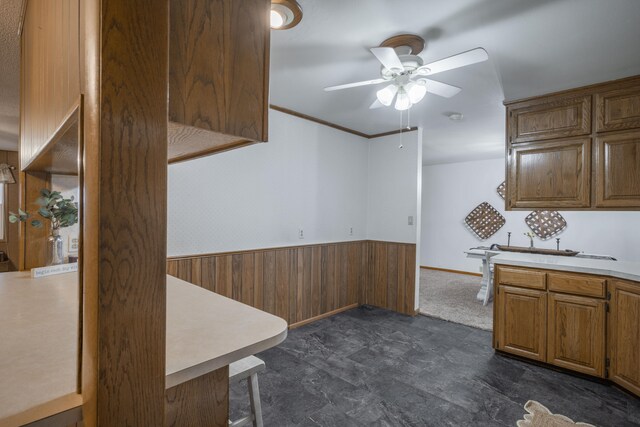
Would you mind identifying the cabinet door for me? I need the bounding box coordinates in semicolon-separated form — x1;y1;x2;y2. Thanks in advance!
508;138;591;208
547;293;605;377
495;285;547;361
509;96;591;143
596;85;640;132
595;131;640;208
608;280;640;396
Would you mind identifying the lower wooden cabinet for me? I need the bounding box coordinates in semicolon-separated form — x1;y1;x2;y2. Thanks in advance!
494;265;640;398
495;285;547;361
608;280;640;395
547;293;605;377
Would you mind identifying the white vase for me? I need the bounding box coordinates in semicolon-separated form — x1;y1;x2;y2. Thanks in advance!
48;228;64;265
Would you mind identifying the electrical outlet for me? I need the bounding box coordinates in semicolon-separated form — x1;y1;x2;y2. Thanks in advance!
349;227;354;236
408;216;414;226
298;228;304;239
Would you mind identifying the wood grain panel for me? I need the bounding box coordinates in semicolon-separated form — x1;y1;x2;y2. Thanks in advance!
496;266;547;290
608;280;640;397
595;130;640;208
547;272;606;298
509;138;591;208
547;293;605;377
21;171;51;270
20;0;80;169
167;240;417;327
168;0;270;163
496;285;547;361
165;366;228;427
81;0;169;423
509;95;591;143
596;84;640;132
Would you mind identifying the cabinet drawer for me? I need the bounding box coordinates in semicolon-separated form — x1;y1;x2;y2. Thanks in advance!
548;272;606;298
509;95;591;143
496;266;546;290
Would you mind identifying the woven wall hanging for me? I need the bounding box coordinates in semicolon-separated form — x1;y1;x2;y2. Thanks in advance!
464;202;506;240
525;210;567;240
496;181;506;200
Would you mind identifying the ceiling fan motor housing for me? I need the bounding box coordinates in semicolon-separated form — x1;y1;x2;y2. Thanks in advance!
381;53;424;79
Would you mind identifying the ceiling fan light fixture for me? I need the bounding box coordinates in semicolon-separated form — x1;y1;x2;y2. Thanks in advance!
376;84;398;106
271;1;303;30
406;81;427;104
394;87;412;111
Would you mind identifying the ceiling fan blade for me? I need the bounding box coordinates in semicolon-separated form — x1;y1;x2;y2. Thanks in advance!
422;79;462;98
419;48;488;76
370;47;404;72
369;99;385;109
324;78;387;92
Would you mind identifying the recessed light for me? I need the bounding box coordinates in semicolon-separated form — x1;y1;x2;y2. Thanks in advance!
447;112;464;121
271;0;303;30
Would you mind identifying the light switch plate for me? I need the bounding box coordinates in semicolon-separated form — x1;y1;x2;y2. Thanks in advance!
408;216;414;226
68;236;79;253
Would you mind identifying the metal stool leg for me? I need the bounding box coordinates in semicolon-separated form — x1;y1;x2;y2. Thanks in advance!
247;373;263;427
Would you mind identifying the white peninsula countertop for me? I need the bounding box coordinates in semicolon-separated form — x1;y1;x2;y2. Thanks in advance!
492;252;640;283
0;271;287;426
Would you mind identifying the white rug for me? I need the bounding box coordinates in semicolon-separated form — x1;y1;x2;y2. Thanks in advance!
418;269;493;331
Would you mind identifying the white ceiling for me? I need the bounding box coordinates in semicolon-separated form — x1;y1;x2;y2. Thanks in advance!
1;0;640;164
0;0;22;151
270;0;640;164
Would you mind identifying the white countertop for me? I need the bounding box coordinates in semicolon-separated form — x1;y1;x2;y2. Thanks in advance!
492;252;640;282
165;275;288;388
0;271;288;426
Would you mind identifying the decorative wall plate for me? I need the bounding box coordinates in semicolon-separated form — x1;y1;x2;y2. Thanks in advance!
464;202;506;240
525;210;567;240
496;181;506;200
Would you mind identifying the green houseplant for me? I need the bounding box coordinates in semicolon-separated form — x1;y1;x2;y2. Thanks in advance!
9;189;79;265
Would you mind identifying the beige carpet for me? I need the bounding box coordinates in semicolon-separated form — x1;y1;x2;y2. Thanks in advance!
418;269;493;331
517;400;596;427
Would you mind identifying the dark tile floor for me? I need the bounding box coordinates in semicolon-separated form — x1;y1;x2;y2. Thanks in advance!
230;306;640;426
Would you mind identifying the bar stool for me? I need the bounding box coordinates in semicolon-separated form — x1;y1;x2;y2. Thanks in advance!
229;356;265;427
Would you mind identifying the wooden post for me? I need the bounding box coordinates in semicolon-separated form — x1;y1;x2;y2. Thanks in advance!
81;0;169;425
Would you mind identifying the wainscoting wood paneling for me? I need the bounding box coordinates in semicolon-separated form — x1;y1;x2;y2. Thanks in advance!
364;241;417;316
167;240;417;326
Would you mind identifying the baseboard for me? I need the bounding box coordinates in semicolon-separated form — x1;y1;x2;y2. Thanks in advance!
288;303;359;329
420;266;482;277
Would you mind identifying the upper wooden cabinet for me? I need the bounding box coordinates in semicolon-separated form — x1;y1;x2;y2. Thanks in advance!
168;0;270;163
596;84;640;132
20;0;80;171
508;138;591;209
505;75;640;210
595;130;640;207
508;96;591;144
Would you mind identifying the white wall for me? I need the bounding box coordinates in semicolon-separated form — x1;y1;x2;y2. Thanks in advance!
421;157;640;273
50;174;79;261
366;131;419;243
168;109;369;256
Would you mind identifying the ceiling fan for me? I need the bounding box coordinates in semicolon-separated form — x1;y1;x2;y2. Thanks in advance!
324;34;488;111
